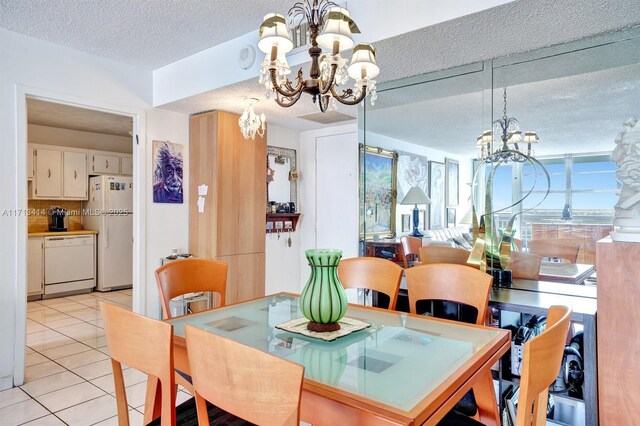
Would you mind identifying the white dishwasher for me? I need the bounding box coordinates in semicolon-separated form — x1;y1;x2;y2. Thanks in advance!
44;235;95;297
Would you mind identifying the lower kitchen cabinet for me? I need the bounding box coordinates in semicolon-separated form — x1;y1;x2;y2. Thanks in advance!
27;237;44;299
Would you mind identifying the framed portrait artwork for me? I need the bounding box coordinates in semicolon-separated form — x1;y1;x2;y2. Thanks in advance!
396;150;429;203
447;208;456;228
445;158;459;207
359;144;398;239
429;161;446;230
152;140;184;204
401;214;411;232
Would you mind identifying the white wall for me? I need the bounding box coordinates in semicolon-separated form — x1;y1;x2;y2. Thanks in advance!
0;28;189;389
365;132;474;235
265;125;302;295
28;124;133;153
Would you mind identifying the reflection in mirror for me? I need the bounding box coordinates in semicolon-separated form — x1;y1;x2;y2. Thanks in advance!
267;146;298;207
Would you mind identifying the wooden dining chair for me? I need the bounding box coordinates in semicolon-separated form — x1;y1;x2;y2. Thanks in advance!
510;251;543;280
100;302;176;426
438;305;573;426
155;258;228;320
400;235;423;268
337;257;404;310
420;245;473;266
184;325;304;426
405;264;497;424
528;239;580;263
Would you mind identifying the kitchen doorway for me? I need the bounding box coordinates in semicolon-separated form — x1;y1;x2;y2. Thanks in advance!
16;87;146;387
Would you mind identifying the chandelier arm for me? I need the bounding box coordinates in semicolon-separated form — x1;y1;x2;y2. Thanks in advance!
274;90;303;108
318;63;338;95
330;84;367;106
318;95;330;112
269;68;305;98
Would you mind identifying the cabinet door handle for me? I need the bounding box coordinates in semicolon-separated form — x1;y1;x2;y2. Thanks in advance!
74;170;77;179
48;169;51;178
106;160;109;169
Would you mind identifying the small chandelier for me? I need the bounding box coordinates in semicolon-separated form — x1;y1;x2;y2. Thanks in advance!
238;98;266;140
257;0;379;112
476;88;540;163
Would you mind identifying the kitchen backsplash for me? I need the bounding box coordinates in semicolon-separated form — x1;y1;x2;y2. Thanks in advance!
28;200;83;232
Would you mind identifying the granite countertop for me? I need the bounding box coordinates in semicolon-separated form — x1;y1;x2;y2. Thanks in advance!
28;230;99;237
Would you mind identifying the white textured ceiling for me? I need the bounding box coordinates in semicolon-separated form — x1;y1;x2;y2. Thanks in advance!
27;98;133;136
0;0;294;69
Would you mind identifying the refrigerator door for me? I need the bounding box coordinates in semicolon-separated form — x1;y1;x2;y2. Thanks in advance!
97;213;133;291
104;176;133;212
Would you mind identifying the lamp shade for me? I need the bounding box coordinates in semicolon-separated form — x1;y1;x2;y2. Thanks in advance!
347;43;379;80
523;131;539;144
317;7;355;51
476;130;493;147
258;13;294;56
400;187;431;205
507;131;523;145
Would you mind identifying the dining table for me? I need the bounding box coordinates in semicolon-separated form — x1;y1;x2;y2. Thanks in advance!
147;293;510;426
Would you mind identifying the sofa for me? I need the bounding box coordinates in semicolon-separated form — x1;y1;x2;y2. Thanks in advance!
423;226;472;249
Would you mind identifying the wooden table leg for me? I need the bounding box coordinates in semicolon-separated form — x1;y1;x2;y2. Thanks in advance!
143;375;162;424
474;370;500;426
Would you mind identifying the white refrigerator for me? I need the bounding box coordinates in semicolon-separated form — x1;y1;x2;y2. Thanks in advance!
83;176;133;291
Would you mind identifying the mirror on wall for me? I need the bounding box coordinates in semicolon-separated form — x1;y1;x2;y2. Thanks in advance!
267;146;298;210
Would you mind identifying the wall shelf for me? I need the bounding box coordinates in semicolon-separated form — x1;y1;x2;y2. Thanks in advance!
266;213;300;233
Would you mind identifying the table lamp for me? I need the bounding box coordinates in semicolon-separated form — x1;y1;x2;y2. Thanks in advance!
400;187;431;238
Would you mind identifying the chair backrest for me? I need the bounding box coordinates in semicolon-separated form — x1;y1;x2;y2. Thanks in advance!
510;251;542;280
513;238;524;251
155;258;228;319
516;305;572;426
400;236;423;268
528;239;580;263
185;325;304;426
101;302;175;426
337;257;403;310
420;245;472;266
405;264;493;324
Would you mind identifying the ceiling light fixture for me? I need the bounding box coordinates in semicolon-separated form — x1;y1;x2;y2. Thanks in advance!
257;1;379;112
238;98;266;140
476;88;540;162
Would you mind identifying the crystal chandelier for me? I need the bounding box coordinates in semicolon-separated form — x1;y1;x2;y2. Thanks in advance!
476;88;540;162
257;0;379;112
238;98;266;140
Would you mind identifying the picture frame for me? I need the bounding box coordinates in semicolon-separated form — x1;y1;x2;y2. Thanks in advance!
447;208;456;228
359;144;398;240
401;214;411;232
445;158;459;207
152;140;184;204
418;209;427;232
396;150;429;203
429;161;446;230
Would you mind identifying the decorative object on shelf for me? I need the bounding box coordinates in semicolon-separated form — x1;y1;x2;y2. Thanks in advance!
400;187;431;238
611;116;640;242
266;212;301;233
152;140;183;204
445;158;459;207
257;1;379;112
359;145;398;240
469;90;550;283
300;249;348;332
238;98;266;140
428;161;446;230
475;88;540;163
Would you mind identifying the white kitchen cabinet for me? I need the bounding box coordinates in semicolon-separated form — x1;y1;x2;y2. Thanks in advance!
63;151;88;199
120;155;133;176
91;152;120;175
28;237;44;299
27;147;35;179
35;148;62;198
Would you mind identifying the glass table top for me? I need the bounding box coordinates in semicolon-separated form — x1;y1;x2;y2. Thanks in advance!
167;294;501;412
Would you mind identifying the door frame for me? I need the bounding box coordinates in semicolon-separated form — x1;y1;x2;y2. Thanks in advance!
15;85;147;386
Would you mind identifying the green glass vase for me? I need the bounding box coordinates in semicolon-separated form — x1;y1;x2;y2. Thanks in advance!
300;249;348;332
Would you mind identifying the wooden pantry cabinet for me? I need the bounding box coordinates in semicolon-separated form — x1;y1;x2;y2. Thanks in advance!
189;111;266;304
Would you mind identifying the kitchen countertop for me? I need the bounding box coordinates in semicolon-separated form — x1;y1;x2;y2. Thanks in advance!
28;230;99;237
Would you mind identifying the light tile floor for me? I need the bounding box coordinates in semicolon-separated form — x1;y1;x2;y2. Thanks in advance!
3;290;192;426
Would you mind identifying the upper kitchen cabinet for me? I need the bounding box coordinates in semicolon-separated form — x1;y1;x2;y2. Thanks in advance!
34;148;62;198
90;150;120;175
120;154;133;176
63;151;88;199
